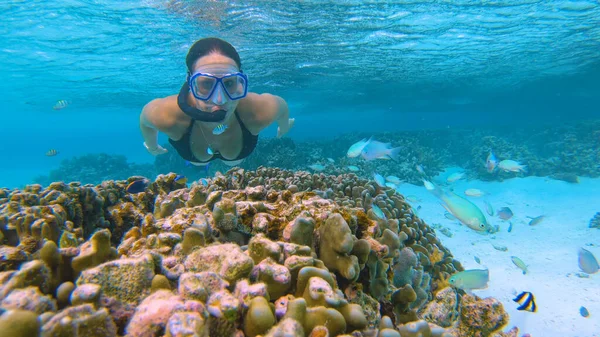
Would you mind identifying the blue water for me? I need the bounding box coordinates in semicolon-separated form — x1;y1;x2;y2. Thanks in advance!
1;0;599;188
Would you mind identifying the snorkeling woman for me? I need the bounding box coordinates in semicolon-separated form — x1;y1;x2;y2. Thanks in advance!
139;37;294;166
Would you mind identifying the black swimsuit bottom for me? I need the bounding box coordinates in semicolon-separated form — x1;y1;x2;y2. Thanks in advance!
168;110;258;164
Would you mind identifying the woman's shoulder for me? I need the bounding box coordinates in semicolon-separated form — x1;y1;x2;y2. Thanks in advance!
236;93;281;132
144;95;189;131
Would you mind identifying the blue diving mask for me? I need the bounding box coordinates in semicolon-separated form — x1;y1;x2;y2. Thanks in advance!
188;71;248;104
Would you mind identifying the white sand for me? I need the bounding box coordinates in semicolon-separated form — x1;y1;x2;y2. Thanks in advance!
396;170;600;337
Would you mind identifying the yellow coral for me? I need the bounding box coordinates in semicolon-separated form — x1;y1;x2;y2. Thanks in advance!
429;245;445;265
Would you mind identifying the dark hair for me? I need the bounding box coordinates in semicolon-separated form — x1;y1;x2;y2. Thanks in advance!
185;37;242;73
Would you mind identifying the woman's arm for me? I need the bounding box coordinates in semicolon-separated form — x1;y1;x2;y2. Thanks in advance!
240;93;294;137
139;99;169;155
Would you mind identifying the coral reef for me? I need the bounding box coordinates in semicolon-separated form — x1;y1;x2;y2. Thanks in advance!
0;167;517;336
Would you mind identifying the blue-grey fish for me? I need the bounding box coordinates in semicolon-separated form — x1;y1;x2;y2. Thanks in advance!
474;256;481;264
347;165;360;172
308;164;326;171
424;180;491;232
580;306;590;318
511;256;528;274
527;215;546;226
497;207;513;220
373;173;386;188
447;172;465;183
360;139;402;161
449;269;489;290
508;222;513;233
347;137;372;158
385;182;396;189
578;248;599;274
464;188;485;197
370;204;387;220
386;175;402;185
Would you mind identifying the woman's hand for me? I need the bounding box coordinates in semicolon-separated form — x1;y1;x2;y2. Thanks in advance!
144;142;168;156
277;118;295;138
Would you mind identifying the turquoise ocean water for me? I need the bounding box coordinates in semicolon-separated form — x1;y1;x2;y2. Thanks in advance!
1;0;599;189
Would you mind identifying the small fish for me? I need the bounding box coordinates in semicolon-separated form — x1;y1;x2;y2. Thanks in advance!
447;172;465;183
373;173;386;187
126;179;150;194
497;207;513;220
385;175;402;185
492;244;508;252
464;188;485;197
212;124;228;135
424;180;491;232
416;164;425;175
508;222;513;232
207;147;214;155
45;149;59;157
511;256;528;274
370;204;387;220
578;248;599;274
52;99;69;110
580;306;590;318
360;139;402;161
199;178;209;186
485;151;498;173
448;269;489;290
385;182;396;189
174;175;187;185
474;256;481;264
308;164;326;171
412;205;422;216
527;215;546;226
513;291;536;312
326;157;335;163
346;165;360;172
498;160;527;173
483;200;494;216
347;137;372;158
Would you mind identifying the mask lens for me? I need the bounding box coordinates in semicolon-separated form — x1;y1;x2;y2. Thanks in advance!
191;75;217;100
222;74;248;100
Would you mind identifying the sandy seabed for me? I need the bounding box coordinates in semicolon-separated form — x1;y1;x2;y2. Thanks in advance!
397;170;600;337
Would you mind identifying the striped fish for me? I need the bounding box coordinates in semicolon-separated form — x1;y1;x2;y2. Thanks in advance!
52;100;69;110
513;291;536;312
212;124;228;135
45;149;59;156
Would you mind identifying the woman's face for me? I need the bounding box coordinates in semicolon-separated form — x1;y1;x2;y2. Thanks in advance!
190;52;241;119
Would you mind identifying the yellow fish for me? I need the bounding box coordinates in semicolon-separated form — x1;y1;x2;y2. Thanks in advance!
424;180;491;232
